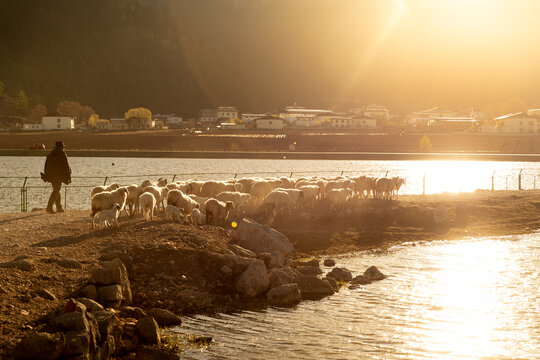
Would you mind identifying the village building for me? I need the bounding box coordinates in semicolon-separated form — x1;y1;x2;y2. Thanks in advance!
407;107;457;127
427;117;480;132
279;106;331;124
217;106;238;121
199;109;218;123
22;123;43;131
241;113;267;123
493;112;540;134
255;116;284;130
294;116;319;128
42;116;75;130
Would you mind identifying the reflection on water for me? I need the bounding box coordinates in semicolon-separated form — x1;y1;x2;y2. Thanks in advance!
175;234;540;360
1;157;540;212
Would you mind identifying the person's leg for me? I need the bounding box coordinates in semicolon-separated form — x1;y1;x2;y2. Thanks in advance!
55;183;63;212
47;181;61;212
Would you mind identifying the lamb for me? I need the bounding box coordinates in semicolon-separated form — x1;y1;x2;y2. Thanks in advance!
90;183;121;198
92;203;122;229
138;192;156;221
157;177;168;187
188;208;205;226
236;178;259;194
325;188;353;213
165;204;185;223
263;190;294;218
91;187;128;218
167;190;200;215
204;199;234;226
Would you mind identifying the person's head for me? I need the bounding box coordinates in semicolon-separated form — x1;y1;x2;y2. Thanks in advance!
54;141;65;150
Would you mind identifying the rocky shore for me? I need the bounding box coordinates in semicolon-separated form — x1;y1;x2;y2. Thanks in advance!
1;190;540;358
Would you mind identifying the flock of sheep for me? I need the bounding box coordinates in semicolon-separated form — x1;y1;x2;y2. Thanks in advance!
89;175;406;229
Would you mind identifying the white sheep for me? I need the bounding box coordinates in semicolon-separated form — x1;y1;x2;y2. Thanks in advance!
251;179;282;205
139;192;156;221
92;203;121;229
165;204;185;223
297;185;320;210
140;179;154;189
201;181;241;197
157;177;168;187
392;177;406;198
125;184;143;216
91;187;128;218
375;177;394;200
142;185;166;211
188;208;205;226
167;190;200;215
215;191;252;216
90;183;121;198
326;188;353;213
263;190;294;218
205;199;234;226
187;194;211;212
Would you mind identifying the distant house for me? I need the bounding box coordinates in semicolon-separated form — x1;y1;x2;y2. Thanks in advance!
199;109;218;123
353;115;377;129
220;122;245;130
217;106;238;121
358;104;390;126
22;123;43;131
256;116;284;130
427;117;480;132
241;113;267;123
109;118;128;130
294;116;318;128
407;107;456;127
126;117;154;130
42;116;75;130
493;112;540;134
279;106;331;124
328;114;377;129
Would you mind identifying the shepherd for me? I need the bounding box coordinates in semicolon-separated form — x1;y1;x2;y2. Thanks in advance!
41;141;71;213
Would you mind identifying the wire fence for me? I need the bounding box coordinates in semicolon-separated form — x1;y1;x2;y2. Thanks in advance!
1;169;539;213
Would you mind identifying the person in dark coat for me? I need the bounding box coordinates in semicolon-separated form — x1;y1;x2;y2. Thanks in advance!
42;141;71;213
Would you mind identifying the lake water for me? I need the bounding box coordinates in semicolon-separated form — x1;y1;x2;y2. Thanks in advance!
175;234;540;360
1;156;540;213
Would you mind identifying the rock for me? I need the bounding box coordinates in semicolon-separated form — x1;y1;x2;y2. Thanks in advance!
74;285;98;300
228;244;256;258
61;330;90;358
76;298;104;312
324;276;338;291
326;267;353;282
147;308;182;326
136;317;161;345
225;254;258;276
97;284;123;307
33;289;57;301
323;258;336;267
50;311;89;332
135;345;180;360
235;260;269;298
295;275;334;300
98;335;116;360
363;266;386;281
350;275;371;285
0;259;35;271
92;310;117;340
266;283;301;306
98;250;134;274
257;252;286;269
92;258;131;305
14;254;30;261
57;258;82;269
268;267;297;289
294;265;322;276
291;259;319;268
177;288;213;310
13;331;65;360
236;218;293;258
220;265;232;276
119;306;147;320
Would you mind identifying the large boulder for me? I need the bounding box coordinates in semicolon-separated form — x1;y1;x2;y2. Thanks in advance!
257;252;286;269
13;332;65;360
97;284;123;307
0;259;35;271
228;244;256;258
147;308;182;326
363;266;386;281
326;267;353;282
235;260;269;298
50;311;89;333
91;258;132;305
266;283;301;307
268;267;297;289
136;317;161;345
76;298;104;312
236;218;293;258
295;275;334;300
350;275;371;285
135;345;181;360
60;330;90;358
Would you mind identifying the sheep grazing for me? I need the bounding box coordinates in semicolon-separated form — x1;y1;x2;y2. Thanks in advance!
200;181;242;198
140;179;154;189
297;185;320;210
326;188;353;213
375;177;395;200
185;180;204;195
157;177;168;187
236;178;258;194
165;204;185;223
392;177;406;198
189;208;205;226
215;191;252;216
125;184;143;216
205;199;234;226
91;187;128;218
139;192;156;221
90;182;121;198
142;185;166;211
167;190;200;216
263;190;294;218
187;194;211;213
251;179;282;205
92;203;121;229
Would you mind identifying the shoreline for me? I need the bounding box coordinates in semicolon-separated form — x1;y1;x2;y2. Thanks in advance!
1;190;540;357
2;148;540;161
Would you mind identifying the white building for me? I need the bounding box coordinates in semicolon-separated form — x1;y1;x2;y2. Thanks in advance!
407;107;456;127
256;116;284;130
241;113;267;123
493;112;540;134
294;116;319;128
42;116;75;130
22;123;43;131
329;115;378;129
199;109;218;123
217;106;238;121
358;104;390;121
279;106;331;123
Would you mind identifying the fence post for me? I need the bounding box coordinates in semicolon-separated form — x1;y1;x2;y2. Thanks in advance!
103;177;108;186
518;169;523;190
340;171;344;176
492;170;495;191
422;172;426;195
20;177;28;212
172;174;177;182
290;172;293;178
385;171;389;177
234;173;238;179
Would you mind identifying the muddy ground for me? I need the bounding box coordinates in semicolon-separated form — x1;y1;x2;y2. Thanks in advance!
1;189;539;356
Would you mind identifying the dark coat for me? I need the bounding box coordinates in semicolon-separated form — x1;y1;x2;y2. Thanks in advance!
43;149;71;184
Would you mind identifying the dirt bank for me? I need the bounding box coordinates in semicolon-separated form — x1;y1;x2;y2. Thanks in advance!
1;190;539;356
